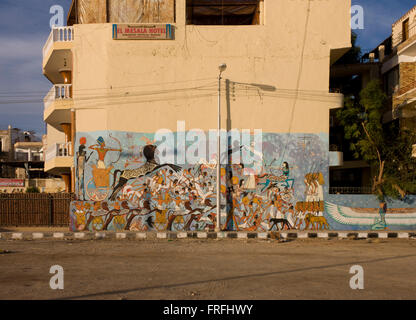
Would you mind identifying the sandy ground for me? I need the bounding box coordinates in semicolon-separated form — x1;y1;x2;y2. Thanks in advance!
1;238;416;300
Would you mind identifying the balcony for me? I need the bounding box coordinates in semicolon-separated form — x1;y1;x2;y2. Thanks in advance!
44;142;73;175
393;80;416;111
394;21;416;56
42;27;74;83
43;84;73;131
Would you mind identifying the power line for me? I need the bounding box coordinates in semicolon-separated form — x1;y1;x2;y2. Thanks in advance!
0;80;342;102
0;77;217;95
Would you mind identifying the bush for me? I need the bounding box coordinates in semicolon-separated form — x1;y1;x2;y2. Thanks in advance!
26;186;40;193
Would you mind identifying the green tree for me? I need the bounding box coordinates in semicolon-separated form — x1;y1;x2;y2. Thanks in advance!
335;31;362;65
337;80;416;200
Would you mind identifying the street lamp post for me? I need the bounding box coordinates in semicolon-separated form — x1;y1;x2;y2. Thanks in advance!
216;63;227;232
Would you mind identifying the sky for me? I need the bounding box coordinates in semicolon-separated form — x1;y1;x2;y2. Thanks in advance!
0;0;415;136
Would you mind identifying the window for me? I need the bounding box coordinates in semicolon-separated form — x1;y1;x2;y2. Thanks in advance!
402;18;409;42
186;0;263;25
384;66;399;96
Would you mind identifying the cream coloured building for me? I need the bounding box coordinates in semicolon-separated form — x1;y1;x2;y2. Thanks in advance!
42;0;359;232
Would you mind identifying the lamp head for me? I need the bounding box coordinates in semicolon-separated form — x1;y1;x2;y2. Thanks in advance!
218;63;227;73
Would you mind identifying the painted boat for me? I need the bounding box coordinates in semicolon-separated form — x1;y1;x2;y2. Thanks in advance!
325;202;416;227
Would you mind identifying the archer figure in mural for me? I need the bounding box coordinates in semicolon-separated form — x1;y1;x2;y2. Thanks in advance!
76;137;92;200
84;136;122;201
282;162;295;189
109;144;181;201
89;136;122;169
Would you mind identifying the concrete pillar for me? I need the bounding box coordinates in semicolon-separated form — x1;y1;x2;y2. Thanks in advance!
378;45;385;62
7;125;13;161
61;174;71;193
61;123;72;144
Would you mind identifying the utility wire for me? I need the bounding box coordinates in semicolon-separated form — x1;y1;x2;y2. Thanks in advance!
0;77;217;95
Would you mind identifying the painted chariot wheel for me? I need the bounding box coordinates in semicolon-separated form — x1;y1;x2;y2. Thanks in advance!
171;215;185;232
86;178;111;201
113;215;126;231
92;216;104;231
154;209;168;231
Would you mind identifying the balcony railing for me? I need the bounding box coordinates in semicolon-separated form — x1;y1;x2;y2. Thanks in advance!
44;84;72;111
397;80;416;97
329;187;372;195
393;21;416;47
43;26;74;58
45;143;73;162
393;80;416;110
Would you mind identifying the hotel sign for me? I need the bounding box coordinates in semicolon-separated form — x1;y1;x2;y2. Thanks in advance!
0;179;25;187
112;24;173;40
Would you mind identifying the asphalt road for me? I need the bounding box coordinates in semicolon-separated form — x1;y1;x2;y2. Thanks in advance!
1;238;416;300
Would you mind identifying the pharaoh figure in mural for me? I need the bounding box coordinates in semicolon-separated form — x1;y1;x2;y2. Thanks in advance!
89;136;122;169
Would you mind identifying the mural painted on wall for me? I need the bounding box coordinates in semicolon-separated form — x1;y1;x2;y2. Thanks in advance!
70;131;416;232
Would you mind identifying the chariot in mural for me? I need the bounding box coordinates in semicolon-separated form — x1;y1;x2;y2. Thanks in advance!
86;165;114;201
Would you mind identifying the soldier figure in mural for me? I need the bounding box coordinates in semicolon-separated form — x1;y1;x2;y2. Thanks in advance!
76;137;92;200
268;198;293;231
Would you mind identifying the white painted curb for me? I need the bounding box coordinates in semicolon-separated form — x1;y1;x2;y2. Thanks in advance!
157;232;167;239
116;233;127;239
74;233;85;239
237;233;248;239
197;232;208;239
177;232;187;239
12;233;23;240
32;233;44;239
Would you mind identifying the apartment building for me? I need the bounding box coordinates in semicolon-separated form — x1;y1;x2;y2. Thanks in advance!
0;126;41;178
328;5;416;194
0;126;65;193
42;0;416;232
377;5;416;130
